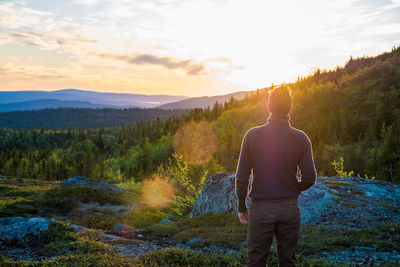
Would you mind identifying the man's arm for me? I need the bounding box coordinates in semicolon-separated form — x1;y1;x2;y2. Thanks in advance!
298;136;317;191
235;132;252;213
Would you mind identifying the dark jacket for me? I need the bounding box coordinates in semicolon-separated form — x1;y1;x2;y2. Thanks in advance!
235;113;317;213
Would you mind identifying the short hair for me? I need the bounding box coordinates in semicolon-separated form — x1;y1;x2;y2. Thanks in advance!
268;85;293;115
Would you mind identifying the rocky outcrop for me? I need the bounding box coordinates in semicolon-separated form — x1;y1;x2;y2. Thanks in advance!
190;173;400;227
61;176;127;192
0;217;52;246
113;223;136;238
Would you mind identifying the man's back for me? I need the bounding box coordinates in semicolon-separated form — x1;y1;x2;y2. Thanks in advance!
234;86;316;267
236;113;316;205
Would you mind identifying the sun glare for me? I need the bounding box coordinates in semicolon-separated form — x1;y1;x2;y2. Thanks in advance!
173;121;218;165
141;175;174;208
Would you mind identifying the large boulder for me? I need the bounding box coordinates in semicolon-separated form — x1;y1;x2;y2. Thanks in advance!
0;217;53;246
61;176;127;192
190;173;400;227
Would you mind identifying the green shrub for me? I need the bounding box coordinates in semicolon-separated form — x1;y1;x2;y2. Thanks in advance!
149;212;247;248
38;186;126;214
122;206;167;228
1;253;134;267
156;153;223;216
332;157;354;178
134;247;245;267
72;213;121;230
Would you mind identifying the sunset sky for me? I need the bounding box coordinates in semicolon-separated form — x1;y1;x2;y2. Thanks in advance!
0;0;399;96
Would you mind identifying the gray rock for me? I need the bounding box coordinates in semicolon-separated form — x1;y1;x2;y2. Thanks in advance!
209;244;225;253
113;223;136;238
190;173;249;217
0;217;52;246
69;224;89;233
98;233;121;241
61;176;127;192
155;215;179;225
187;237;202;244
190;173;400;227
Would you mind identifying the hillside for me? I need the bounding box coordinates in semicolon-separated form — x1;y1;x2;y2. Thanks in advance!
0;99;121;112
157;91;248;109
0;108;189;130
0;89;187;109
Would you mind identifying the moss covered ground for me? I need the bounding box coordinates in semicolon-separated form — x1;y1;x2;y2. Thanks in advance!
1;178;399;266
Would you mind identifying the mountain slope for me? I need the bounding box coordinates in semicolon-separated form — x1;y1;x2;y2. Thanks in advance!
0;89;188;109
0;99;121;112
0;108;189;130
157;91;248;109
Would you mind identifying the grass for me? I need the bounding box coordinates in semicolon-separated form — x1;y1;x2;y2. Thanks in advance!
1;212;398;266
149;212;247;248
1;178;399;266
72;212;122;230
299;223;400;255
0;179;58;217
0;177;132;218
322;180;355;188
0;221;112;265
122;206;168;228
150;212;400;259
38;185;127;214
0;247;332;267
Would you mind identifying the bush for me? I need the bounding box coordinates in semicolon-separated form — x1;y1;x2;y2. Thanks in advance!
122;206;167;228
38;185;126;214
134;247;245;267
72;213;121;230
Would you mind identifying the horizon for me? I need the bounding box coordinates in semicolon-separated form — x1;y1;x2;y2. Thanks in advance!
0;0;399;97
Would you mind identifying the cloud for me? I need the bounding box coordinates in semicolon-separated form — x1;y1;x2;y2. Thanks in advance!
72;0;100;6
9;31;97;51
0;65;69;81
100;53;206;75
360;23;400;35
381;0;400;10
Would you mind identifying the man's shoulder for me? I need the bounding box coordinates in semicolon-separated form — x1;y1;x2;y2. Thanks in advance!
289;126;311;143
245;124;267;136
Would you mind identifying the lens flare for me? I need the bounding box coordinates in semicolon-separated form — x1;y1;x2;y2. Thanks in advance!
173;120;218;165
141;175;174;208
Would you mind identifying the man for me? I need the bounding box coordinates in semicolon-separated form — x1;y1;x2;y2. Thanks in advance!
235;85;317;267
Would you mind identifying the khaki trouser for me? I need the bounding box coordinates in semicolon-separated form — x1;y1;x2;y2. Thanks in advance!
247;197;300;267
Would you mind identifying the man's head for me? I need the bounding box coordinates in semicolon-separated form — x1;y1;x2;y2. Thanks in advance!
267;85;293;115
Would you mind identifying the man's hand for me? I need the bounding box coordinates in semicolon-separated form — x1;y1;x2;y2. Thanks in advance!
238;211;249;225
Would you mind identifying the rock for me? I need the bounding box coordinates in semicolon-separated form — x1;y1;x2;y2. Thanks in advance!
155;215;179;225
0;217;52;246
190;173;400;227
187;237;202;244
190;173;247;217
113;223;136;238
322;248;400;265
61;176;127;192
69;224;89;233
209;244;225;253
98;233;121;241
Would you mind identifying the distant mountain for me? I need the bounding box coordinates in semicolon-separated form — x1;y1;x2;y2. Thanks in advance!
0;99;121;112
0;89;188;109
157;91;249;109
0;108;189;130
